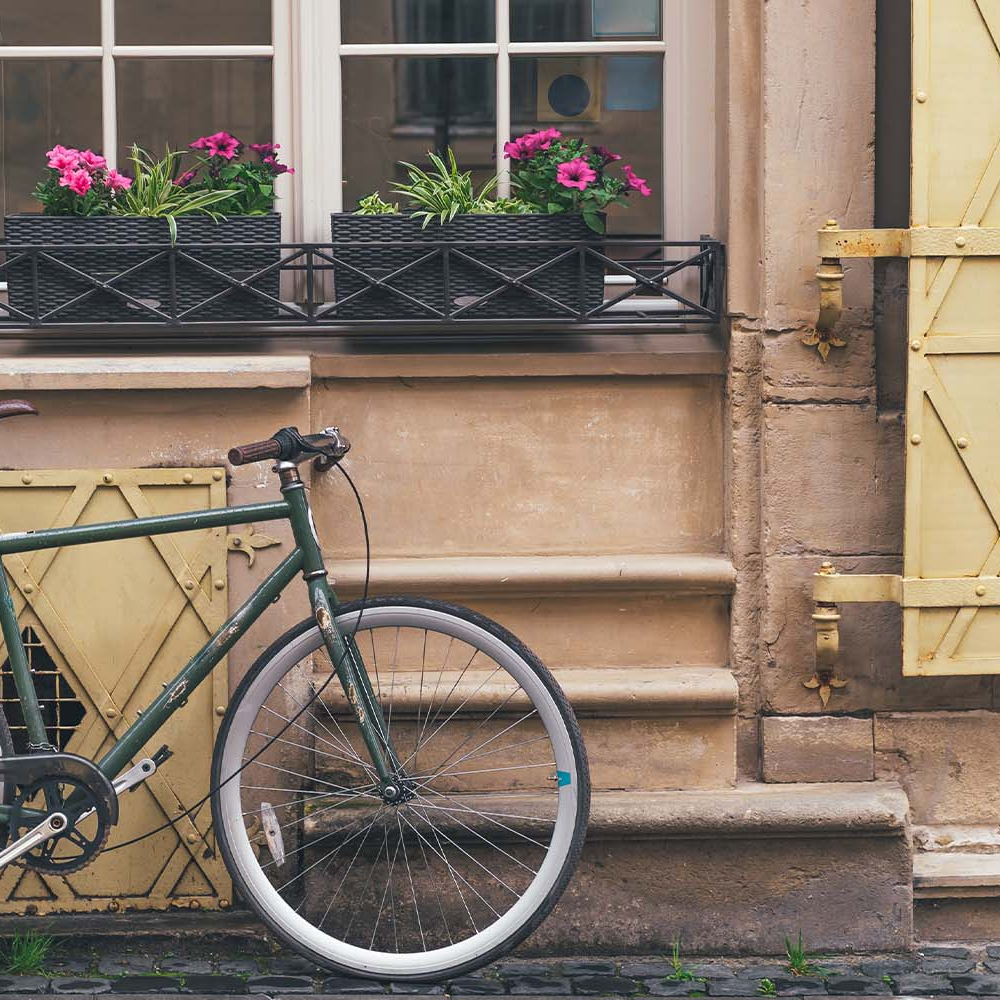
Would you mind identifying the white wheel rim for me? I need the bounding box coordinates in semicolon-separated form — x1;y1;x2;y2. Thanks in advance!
217;606;581;979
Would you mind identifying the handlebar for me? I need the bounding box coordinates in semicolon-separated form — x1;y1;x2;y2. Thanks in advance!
228;426;351;467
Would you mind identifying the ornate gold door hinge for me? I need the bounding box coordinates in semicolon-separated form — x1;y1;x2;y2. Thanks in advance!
810;220;1000;358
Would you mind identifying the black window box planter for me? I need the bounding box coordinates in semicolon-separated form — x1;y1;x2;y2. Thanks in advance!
329;213;606;321
3;213;281;324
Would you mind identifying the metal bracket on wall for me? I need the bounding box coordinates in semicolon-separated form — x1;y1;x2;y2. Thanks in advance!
807;563;903;704
811;219;1000;358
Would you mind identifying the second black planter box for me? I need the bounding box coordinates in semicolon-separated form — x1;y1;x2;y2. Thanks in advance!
4;213;281;323
330;213;605;321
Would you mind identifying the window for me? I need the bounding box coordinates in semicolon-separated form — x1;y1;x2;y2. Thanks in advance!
0;1;716;245
0;0;275;232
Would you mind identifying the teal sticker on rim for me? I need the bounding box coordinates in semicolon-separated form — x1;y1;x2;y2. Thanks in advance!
556;770;571;787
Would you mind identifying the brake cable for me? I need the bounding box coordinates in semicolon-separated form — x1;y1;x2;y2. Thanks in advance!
103;462;371;852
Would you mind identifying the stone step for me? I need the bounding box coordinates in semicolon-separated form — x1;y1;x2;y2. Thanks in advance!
315;666;739;790
300;782;912;954
914;852;1000;897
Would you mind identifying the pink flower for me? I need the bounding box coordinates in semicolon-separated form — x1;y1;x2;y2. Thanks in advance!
249;142;280;158
191;131;242;160
556;157;597;191
46;144;80;171
77;149;107;173
59;168;93;196
263;155;294;175
503;128;563;160
174;169;198;188
594;145;621;163
622;164;652;197
103;168;132;192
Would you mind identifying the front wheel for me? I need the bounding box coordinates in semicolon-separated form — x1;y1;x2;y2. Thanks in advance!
212;597;589;981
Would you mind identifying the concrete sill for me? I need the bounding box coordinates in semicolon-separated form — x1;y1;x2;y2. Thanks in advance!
0;355;311;391
323;552;737;596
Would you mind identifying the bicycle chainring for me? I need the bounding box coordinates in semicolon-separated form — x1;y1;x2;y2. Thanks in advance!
11;773;111;873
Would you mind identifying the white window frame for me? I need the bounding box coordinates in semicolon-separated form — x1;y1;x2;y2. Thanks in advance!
0;0;294;234
1;0;715;247
290;0;715;243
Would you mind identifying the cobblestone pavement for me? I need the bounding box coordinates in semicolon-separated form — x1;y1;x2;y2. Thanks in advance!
0;944;999;997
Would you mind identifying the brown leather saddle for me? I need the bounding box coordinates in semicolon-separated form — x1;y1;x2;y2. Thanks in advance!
0;400;38;420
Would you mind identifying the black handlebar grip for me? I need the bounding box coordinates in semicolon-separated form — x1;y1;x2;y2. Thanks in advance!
228;438;282;466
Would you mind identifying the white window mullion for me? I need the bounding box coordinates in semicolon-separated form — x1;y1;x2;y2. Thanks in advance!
272;0;295;240
110;44;275;57
101;0;116;168
496;0;510;198
507;40;666;54
338;43;498;56
0;46;102;58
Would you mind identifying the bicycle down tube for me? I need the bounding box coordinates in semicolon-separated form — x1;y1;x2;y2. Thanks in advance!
0;490;402;827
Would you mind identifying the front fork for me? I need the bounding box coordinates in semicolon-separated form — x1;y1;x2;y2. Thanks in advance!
281;467;409;800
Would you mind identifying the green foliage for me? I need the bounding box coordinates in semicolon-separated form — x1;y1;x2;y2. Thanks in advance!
471;196;533;215
882;975;893;985
33;174;110;218
355;192;400;215
192;160;277;216
784;931;824;977
112;145;237;243
392;149;500;227
665;938;697;982
758;979;777;997
508;135;629;234
1;931;54;975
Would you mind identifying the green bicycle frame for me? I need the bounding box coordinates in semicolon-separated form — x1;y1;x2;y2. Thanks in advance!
0;471;403;826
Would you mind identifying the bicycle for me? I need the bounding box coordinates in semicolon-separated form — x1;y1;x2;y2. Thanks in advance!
0;400;590;981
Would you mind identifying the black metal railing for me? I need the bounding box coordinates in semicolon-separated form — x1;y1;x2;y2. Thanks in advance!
0;236;725;339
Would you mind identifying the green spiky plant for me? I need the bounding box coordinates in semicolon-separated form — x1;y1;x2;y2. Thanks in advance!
392;149;500;228
112;145;237;243
784;931;824;976
758;979;777;997
1;931;54;975
666;938;697;982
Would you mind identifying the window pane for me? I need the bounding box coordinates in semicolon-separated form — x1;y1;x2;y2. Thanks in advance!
342;0;495;44
512;54;662;236
0;60;102;230
115;0;271;45
512;0;661;42
116;59;273;167
343;57;496;210
0;1;100;45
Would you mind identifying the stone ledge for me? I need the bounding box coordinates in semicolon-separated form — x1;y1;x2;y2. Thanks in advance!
324;553;737;596
310;333;726;379
316;666;738;718
584;782;909;840
0;355;311;391
914;852;1000;898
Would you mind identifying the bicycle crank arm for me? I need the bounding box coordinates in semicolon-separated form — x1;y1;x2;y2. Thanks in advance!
0;811;68;870
112;757;157;795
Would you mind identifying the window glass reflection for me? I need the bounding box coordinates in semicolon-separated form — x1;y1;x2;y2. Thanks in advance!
0;1;100;45
115;1;271;45
116;59;274;167
343;57;496;210
511;0;661;43
0;60;102;232
511;54;662;236
342;0;495;44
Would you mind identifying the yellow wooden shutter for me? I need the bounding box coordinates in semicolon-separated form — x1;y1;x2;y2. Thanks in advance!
903;0;1000;675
